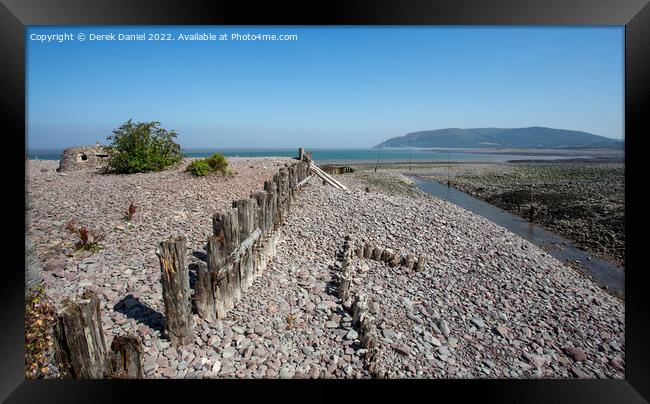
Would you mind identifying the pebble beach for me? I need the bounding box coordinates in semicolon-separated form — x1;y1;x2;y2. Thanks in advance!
25;157;625;379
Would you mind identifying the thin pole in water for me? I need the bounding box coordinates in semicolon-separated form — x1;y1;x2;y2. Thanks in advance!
408;138;412;171
447;153;451;187
374;141;384;173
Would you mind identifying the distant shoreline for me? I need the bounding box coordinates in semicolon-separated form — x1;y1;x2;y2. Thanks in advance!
26;146;624;165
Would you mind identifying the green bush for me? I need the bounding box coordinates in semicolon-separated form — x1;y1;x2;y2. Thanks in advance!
105;119;184;174
187;159;211;176
205;153;228;173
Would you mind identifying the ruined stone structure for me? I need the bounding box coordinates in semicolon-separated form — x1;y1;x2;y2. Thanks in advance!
57;144;110;172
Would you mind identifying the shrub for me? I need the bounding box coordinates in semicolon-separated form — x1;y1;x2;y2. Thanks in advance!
187;159;212;176
205;153;229;173
105;119;184;174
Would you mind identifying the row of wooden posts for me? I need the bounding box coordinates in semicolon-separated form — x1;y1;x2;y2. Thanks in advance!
52;157;313;378
337;237;429;377
354;242;427;272
156;160;312;347
337;236;380;375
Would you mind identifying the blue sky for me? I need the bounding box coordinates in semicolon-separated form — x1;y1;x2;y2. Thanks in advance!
27;26;624;149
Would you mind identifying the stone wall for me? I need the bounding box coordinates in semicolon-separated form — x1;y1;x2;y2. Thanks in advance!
57;145;110;172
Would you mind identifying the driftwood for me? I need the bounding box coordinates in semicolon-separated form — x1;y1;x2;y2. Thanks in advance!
53;290;108;379
156;236;195;347
107;334;143;379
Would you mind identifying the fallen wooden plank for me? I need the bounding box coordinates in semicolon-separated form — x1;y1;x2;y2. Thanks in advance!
297;174;314;188
310;163;349;190
314;171;339;189
313;164;348;190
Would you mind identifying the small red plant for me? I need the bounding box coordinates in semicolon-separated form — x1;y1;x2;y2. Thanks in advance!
76;228;104;251
75;227;89;249
125;201;137;221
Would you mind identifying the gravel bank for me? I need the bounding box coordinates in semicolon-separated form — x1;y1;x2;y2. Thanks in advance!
26;160;625;379
356;162;624;267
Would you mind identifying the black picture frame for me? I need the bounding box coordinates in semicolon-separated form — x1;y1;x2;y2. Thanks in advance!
2;0;648;402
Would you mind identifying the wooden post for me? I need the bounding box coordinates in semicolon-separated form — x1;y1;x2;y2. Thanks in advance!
388;254;401;268
107;334;143;379
360;319;379;363
252;191;269;276
53;290;108;379
240;247;253;290
264;179;278;230
233;198;257;290
380;248;395;262
214;271;231;317
193;261;216;322
213;209;239;256
299;148;304;161
156;236;195;347
206;234;226;274
364;243;374;259
405;254;416;271
253;191;268;236
339;273;353;307
352;293;369;328
372;247;384;261
228;261;242;303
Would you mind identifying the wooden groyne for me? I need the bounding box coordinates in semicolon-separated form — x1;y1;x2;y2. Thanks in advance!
51;148;349;378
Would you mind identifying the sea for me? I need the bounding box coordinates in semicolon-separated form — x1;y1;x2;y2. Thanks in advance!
26;148;585;164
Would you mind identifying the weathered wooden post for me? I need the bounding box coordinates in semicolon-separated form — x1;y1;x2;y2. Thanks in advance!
415;255;427;272
107;334;143;379
233;198;257;290
53;290;108;379
405;254;416;271
252;191;269;276
193;261;216;322
299;147;304;161
213;209;240;256
388;253;401;268
227;262;242;304
352;293;369;327
211;210;237;316
372;246;384;261
264;179;278;230
380;248;395;263
156;236;195;347
355;245;364;259
339;273;353;307
363;243;374;259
